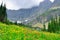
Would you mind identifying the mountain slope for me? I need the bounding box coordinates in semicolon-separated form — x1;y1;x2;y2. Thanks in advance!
7;6;38;21
22;0;52;24
40;0;60;23
51;0;60;8
0;23;60;40
7;0;52;23
30;0;60;27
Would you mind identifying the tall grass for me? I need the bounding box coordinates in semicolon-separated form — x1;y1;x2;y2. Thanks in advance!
0;23;60;40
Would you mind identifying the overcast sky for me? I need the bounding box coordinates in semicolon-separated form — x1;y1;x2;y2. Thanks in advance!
0;0;54;10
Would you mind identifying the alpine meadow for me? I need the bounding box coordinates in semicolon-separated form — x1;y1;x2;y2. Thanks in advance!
0;0;60;40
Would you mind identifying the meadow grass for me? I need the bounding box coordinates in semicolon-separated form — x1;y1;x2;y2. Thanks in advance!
0;23;60;40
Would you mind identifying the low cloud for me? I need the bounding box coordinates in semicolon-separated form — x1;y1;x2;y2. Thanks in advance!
5;0;44;10
0;0;54;10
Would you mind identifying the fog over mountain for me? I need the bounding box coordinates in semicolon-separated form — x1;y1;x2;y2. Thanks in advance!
34;0;60;25
7;0;53;23
0;0;54;10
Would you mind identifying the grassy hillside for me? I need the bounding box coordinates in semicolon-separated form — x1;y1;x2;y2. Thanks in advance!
0;23;60;40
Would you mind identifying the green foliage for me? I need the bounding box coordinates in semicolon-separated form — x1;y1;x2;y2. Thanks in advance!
0;3;7;22
0;23;60;40
43;24;46;31
48;16;60;33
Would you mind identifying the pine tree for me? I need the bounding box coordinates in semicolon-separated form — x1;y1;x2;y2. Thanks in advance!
3;4;7;22
43;24;46;31
48;22;51;32
0;3;3;22
0;3;7;22
59;16;60;31
48;15;60;33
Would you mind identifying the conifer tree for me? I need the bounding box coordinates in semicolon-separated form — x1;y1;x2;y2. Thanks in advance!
0;3;7;22
48;15;60;33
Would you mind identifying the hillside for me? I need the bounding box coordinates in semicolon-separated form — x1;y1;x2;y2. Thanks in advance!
51;0;60;7
30;0;60;28
0;23;60;40
7;0;52;24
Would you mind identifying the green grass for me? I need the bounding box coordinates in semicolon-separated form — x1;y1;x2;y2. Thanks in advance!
0;23;60;40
